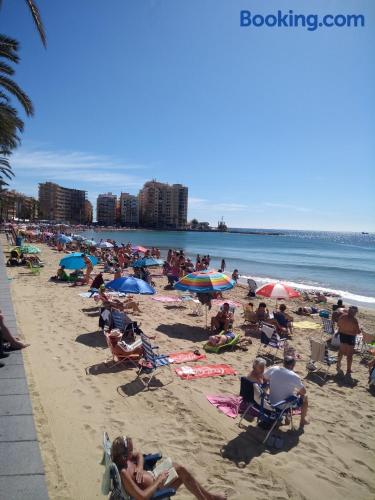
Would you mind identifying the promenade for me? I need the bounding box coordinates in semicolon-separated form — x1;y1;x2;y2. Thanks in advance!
0;238;49;500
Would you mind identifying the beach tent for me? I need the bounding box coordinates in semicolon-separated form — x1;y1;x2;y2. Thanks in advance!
59;253;98;270
105;276;155;295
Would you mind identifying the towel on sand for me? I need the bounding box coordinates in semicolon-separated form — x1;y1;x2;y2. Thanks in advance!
175;364;236;380
206;395;245;418
295;320;320;330
168;351;206;364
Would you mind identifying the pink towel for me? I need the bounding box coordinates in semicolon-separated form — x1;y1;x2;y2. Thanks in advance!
206;395;243;418
168;351;206;364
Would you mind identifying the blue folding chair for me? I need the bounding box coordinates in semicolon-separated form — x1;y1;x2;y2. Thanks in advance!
137;332;173;389
238;377;300;444
101;432;176;500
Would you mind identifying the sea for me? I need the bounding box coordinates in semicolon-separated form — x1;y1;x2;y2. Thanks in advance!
79;228;375;309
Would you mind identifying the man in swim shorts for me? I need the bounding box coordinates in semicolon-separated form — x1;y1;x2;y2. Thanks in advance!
337;306;361;376
210;302;233;334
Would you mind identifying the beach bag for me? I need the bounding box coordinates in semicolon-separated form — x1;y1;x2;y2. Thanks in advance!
319;310;330;318
331;332;340;348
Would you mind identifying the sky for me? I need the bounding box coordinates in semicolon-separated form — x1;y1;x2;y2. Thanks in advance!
1;0;374;231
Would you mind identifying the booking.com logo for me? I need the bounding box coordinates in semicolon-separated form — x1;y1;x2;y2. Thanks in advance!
240;10;365;31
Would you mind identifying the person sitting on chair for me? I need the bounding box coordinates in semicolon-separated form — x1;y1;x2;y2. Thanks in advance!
111;436;225;500
264;356;309;429
0;311;29;350
255;302;270;322
210;302;233;333
274;304;294;336
244;302;258;325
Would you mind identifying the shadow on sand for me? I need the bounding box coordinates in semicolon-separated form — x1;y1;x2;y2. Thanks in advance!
75;330;107;349
220;425;301;467
156;323;208;343
117;376;167;397
86;360;137;376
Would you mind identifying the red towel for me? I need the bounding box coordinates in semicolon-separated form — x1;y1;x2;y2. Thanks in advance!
175;364;236;380
168;351;206;364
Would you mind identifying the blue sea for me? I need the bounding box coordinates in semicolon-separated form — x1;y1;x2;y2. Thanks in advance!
80;229;375;308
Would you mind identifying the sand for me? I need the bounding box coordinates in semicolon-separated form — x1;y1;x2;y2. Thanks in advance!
5;242;375;500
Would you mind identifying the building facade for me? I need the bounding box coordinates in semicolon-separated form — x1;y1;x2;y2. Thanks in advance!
38;182;86;223
84;200;93;224
0;190;38;221
96;192;117;226
119;192;139;227
138;180;188;229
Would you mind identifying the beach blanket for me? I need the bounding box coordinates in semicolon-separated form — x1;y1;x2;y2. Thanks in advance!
294;320;320;330
152;295;182;303
168;351;206;364
175;364;236;380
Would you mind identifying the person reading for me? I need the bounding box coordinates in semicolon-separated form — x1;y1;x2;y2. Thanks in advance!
110;436;225;500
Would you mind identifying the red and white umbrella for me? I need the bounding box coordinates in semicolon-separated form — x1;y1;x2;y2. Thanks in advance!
256;282;300;300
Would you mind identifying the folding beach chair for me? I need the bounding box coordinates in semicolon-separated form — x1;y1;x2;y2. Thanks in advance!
137;332;173;388
307;338;336;380
101;432;176;500
360;331;375;359
104;332;142;369
238;377;299;444
257;322;287;360
110;309;141;341
321;317;334;336
203;333;241;353
26;260;40;275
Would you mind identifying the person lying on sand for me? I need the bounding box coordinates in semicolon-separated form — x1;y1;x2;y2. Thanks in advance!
210;303;233;334
295;306;319;316
208;330;236;347
111;436;226;500
264;357;309;429
0;312;29;350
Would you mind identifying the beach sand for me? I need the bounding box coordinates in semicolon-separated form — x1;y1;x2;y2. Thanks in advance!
5;243;375;500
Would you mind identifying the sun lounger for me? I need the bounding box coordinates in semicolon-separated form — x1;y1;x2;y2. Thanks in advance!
203;333;241;353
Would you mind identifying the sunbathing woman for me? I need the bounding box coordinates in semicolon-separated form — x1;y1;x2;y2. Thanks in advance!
208;330;236;347
111;436;226;500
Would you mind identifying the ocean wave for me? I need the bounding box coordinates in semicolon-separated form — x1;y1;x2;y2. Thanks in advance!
238;274;375;307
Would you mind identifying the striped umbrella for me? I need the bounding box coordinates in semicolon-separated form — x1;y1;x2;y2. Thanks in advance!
175;270;235;293
256;282;300;300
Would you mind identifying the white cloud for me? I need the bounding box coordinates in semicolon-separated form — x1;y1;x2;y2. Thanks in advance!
263;202;312;213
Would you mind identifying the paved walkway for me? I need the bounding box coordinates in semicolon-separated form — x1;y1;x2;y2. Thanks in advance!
0;239;49;499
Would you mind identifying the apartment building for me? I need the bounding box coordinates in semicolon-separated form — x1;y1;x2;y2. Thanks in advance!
0;190;38;221
119;192;139;227
138;180;188;229
96;192;117;226
38;182;86;223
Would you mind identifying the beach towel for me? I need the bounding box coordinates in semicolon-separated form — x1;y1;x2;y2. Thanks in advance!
294;320;320;330
168;351;206;364
206;395;244;418
175;364;236;380
152;295;182;303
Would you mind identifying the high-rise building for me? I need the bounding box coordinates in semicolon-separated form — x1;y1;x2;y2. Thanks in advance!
0;190;38;221
120;192;139;227
84;200;93;224
96;192;117;226
138;180;188;229
38;182;86;223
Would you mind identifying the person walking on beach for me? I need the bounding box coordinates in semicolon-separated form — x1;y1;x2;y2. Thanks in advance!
337;306;361;376
221;259;226;272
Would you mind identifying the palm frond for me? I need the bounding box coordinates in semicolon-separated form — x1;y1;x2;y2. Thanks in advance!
0;61;14;76
0;35;19;63
25;0;47;47
0;75;34;116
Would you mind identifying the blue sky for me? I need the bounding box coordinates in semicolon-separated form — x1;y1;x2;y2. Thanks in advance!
1;0;374;231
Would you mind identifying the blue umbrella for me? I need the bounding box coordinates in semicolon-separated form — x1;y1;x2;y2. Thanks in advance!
105;276;155;295
59;253;98;270
57;234;73;244
132;258;164;268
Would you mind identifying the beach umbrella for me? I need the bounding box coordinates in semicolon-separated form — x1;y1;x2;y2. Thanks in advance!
72;234;85;241
57;234;73;244
105;276;155;295
84;239;97;246
19;244;41;254
131;245;148;254
98;241;114;249
256;282;300;300
132;257;164;268
174;269;235;294
59;253;98;270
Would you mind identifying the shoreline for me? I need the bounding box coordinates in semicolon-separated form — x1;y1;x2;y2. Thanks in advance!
5;242;375;499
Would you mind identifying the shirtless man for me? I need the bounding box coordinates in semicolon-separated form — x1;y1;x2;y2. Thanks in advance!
337;306;361;376
210;303;233;334
111;436;225;500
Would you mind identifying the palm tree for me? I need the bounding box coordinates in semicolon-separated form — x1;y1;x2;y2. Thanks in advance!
0;0;46;47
